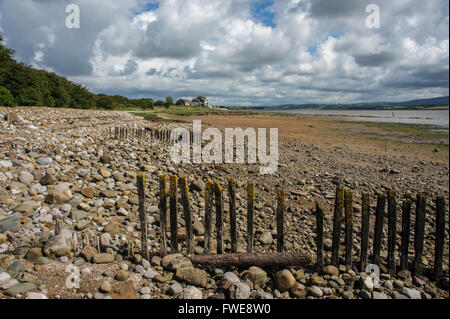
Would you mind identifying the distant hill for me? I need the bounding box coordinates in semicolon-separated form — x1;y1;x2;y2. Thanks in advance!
231;96;449;110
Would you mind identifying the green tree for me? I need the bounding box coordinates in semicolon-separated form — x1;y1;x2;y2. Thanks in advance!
154;100;165;107
0;86;16;107
165;96;173;107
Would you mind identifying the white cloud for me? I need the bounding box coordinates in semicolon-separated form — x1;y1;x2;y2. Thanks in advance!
0;0;448;105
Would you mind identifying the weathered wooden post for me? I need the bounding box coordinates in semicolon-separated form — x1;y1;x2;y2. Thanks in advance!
128;240;135;260
170;175;178;253
137;173;149;260
159;175;168;255
247;181;255;253
387;190;397;275
413;194;426;275
360;193;371;272
434;196;445;281
372;193;386;266
228;179;238;253
344;190;353;270
204;181;214;255
180;176;193;254
331;185;344;267
96;236;101;253
214;181;224;254
400;200;411;271
315;201;324;273
277;189;285;253
54;214;63;236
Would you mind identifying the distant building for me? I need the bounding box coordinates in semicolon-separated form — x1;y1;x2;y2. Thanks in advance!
178;99;192;106
179;96;210;107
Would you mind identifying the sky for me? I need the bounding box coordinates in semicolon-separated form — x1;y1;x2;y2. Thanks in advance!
0;0;448;106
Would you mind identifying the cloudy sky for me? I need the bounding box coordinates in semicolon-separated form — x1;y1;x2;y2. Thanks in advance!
0;0;448;106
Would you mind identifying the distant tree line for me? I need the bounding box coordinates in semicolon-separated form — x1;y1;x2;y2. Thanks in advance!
0;35;154;109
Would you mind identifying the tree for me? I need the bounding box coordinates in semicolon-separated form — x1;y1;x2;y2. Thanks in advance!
154;100;165;107
0;86;16;107
0;36;160;110
165;96;173;108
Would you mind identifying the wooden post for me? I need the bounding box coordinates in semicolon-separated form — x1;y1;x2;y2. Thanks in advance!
372;193;386;266
344;190;353;270
214;181;224;254
387;190;397;275
137;173;149;260
204;181;214;255
315;201;324;273
400;200;411;271
228;179;238;253
128;240;134;260
331;185;344;267
413;194;426;275
169;175;178;253
277;189;285;253
180;176;193;254
54;214;62;236
159;175;168;255
247;181;255;253
96;236;101;253
434;196;445;281
360;193;371;272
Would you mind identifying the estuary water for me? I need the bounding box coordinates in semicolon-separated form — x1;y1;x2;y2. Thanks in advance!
255;109;449;128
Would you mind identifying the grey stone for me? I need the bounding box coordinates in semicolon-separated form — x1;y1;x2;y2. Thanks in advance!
275;269;296;292
308;285;323;297
178;286;203;299
5;282;36;297
168;282;183;296
99;280;112;293
190;180;205;192
372;291;390;299
70;210;89;221
193;221;205;236
176;267;208;288
400;287;421;299
241;266;268;287
43;235;71;257
35;257;52;265
36;157;52;166
93;253;115;264
18;171;35;185
234;282;251;299
0;213;22;233
7;260;25;274
258;232;273;244
223;272;240;284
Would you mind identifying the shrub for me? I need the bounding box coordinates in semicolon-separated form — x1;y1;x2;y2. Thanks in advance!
0;86;16;107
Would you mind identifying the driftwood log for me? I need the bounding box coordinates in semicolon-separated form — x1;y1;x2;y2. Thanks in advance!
189;252;312;268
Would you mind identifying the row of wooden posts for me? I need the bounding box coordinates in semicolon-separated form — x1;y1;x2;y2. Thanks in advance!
110;127;172;143
109;126;202;144
135;174;447;282
321;187;446;282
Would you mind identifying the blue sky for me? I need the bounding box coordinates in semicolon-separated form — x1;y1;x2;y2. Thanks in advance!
251;0;276;28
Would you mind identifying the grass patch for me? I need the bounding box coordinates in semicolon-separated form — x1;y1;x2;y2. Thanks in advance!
132;112;185;123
